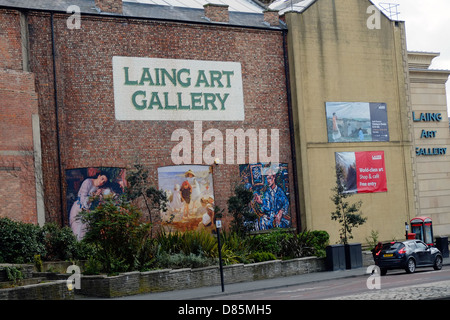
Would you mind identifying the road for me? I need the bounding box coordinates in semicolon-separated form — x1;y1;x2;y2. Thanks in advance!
206;267;450;300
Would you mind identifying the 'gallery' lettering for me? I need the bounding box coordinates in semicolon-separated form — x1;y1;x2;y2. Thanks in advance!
131;91;229;111
415;147;447;156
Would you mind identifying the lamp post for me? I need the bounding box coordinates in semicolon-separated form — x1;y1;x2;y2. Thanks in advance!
216;218;225;292
212;157;224;292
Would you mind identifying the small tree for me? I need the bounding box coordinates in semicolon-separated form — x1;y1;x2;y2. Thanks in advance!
79;195;152;274
227;184;256;235
331;166;367;244
125;163;168;236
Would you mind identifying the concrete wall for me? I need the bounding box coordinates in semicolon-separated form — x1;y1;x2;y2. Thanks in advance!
408;52;450;237
78;257;325;298
284;0;415;243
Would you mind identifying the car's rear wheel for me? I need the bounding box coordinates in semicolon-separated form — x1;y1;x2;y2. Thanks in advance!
380;268;387;276
433;255;443;270
405;258;416;273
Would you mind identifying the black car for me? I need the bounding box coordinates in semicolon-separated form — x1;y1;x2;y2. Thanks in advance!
374;240;443;275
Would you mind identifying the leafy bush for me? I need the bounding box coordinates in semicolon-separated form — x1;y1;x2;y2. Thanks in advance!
248;229;294;256
79;195;152;274
227;184;256;234
308;230;330;257
156;229;218;258
279;232;314;259
0;217;95;264
42;223;85;261
246;229;329;259
0;217;46;263
82;255;103;275
247;251;277;263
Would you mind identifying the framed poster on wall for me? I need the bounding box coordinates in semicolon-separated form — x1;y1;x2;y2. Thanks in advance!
65;167;127;240
326;102;389;143
157;165;215;233
239;163;291;231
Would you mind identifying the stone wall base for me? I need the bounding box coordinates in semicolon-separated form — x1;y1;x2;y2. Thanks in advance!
79;256;326;298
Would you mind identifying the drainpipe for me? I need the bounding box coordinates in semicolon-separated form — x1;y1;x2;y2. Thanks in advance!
282;28;302;232
50;13;65;226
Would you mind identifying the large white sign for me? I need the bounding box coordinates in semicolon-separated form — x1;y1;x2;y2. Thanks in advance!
113;56;244;121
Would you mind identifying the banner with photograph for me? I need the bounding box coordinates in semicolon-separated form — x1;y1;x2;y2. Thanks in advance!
239;163;291;231
326;102;389;142
335;151;387;194
65;167;127;240
157;165;215;233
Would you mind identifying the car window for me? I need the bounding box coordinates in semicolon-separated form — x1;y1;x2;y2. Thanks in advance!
382;242;403;250
415;241;427;250
407;242;416;249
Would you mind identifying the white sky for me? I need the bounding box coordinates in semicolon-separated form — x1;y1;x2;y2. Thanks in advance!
372;0;450;113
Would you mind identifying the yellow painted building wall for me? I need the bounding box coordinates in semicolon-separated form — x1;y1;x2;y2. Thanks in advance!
284;0;416;244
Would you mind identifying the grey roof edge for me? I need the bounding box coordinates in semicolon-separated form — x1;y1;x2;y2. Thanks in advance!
270;0;406;24
0;0;286;30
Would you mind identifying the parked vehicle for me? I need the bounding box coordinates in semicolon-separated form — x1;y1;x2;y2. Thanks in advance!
374;240;443;275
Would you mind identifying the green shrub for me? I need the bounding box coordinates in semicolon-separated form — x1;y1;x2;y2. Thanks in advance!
0;217;46;263
308;230;330;257
79;195;152;274
42;223;83;261
227;184;256;234
247;251;277;263
4;266;23;285
156;229;218;258
279;232;314;259
246;229;329;259
248;229;294;256
83;255;103;275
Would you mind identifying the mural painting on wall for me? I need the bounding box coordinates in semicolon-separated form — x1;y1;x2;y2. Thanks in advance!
326;102;389;143
66;167;127;240
239;163;291;231
157;165;215;233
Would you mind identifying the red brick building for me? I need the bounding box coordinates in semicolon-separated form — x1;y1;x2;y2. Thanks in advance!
0;0;298;232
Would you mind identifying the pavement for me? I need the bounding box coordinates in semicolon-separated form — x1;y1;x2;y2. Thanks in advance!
85;256;450;300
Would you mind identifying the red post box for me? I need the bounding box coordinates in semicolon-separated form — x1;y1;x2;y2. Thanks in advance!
410;216;434;246
407;233;416;240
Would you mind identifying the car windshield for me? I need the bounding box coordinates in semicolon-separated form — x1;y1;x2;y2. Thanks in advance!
382;242;403;250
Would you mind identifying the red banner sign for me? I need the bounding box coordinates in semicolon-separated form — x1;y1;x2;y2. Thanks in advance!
354;151;387;193
335;151;387;194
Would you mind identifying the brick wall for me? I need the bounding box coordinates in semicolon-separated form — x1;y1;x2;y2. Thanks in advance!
23;11;295;229
95;0;123;14
27;12;62;223
0;10;39;224
0;10;22;70
204;4;229;23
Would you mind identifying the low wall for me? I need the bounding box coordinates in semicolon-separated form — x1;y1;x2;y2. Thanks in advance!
78;256;326;298
0;280;74;300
